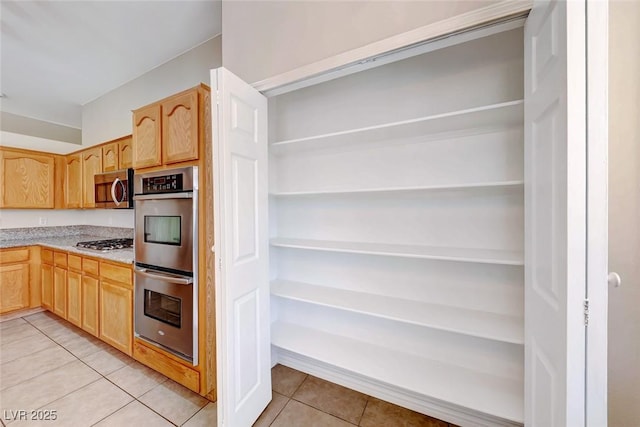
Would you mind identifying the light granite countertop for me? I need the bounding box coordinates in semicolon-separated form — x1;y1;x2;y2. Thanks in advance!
0;226;134;264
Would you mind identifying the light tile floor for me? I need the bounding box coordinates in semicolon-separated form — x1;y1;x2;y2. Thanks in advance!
1;311;455;427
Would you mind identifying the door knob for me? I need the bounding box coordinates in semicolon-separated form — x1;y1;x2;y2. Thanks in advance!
608;272;622;288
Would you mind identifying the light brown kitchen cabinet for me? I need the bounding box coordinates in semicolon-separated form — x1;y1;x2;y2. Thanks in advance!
99;261;133;356
52;251;67;318
81;257;100;337
132;104;161;169
0;247;32;314
66;254;82;327
0;263;29;314
81;147;102;208
41;249;54;311
64;154;82;208
102;142;119;172
82;274;99;337
0;262;30;311
53;265;67;318
0;147;55;209
118;136;133;169
162;90;199;165
132;85;208;170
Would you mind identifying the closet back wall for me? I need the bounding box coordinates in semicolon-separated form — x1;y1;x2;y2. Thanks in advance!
268;27;525;424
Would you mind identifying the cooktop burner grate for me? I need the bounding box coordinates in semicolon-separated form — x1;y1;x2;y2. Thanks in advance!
76;238;133;251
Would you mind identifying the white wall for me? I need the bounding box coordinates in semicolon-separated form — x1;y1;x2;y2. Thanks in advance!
2;35;222;231
221;0;500;84
0;209;134;229
82;35;221;146
608;1;640;425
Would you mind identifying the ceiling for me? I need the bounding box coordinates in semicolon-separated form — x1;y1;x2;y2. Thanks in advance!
0;0;222;130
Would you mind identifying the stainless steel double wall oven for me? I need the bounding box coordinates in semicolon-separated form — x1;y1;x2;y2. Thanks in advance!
133;166;199;365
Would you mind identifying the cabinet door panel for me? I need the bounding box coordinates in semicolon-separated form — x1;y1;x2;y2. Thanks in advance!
41;264;54;311
82;275;99;337
162;91;199;164
99;280;132;355
118;137;133;169
0;263;29;313
65;154;82;208
53;266;67;318
133;105;161;169
82;147;102;208
67;270;82;327
102;143;119;172
0;149;54;208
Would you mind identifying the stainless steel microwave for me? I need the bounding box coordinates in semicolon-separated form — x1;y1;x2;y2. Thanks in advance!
94;168;134;209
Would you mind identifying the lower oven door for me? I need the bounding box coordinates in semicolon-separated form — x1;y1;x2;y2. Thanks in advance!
134;268;197;364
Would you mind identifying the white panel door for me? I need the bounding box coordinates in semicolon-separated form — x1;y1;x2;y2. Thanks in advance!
525;1;588;426
212;67;271;427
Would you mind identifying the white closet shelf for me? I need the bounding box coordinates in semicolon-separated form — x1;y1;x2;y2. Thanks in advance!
271;100;524;150
270;238;524;266
271;280;524;344
270;180;524;197
271;322;524;423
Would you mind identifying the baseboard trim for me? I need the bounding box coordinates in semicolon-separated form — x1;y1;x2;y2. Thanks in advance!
274;347;522;427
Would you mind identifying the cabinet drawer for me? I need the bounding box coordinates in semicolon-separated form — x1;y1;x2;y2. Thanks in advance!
0;248;30;264
100;261;132;286
83;258;99;276
54;251;67;267
42;249;54;264
68;254;82;271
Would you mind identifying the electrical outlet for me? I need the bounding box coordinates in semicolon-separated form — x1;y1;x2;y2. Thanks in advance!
38;217;47;226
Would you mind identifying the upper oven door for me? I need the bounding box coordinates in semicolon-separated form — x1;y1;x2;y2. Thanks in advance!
135;194;195;273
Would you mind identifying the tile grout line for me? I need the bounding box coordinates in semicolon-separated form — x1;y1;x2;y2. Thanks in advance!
357;398;371;426
21;314;179;427
25;314;182;427
266;395;291;427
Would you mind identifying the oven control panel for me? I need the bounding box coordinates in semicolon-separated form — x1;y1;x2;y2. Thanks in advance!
134;166;197;196
141;174;184;194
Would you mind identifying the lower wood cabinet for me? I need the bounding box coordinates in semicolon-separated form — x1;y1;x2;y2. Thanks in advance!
41;263;54;311
81;258;100;336
53;266;67;319
67;269;82;327
98;260;133;356
0;263;30;314
99;279;132;356
0;247;39;314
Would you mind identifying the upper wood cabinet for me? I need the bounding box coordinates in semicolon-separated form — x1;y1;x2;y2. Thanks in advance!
65;154;82;209
133;104;162;169
81;147;102;208
118;136;133;169
102;142;119;172
162;90;199;165
0;147;55;209
132;85;208;170
103;136;133;171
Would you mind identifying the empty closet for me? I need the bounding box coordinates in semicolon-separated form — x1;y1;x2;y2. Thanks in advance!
211;1;608;426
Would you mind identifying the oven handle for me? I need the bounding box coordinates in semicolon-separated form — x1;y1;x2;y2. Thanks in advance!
135;269;193;285
133;192;193;201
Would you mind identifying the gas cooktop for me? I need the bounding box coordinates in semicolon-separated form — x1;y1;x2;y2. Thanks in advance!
76;238;133;252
